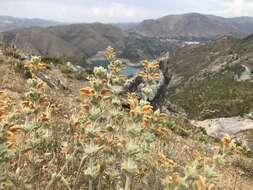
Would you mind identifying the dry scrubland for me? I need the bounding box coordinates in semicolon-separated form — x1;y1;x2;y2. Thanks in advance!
0;46;253;190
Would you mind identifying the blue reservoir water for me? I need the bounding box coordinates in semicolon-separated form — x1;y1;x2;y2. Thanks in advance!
90;60;141;77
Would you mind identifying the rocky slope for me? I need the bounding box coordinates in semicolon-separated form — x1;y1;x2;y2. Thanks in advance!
166;35;253;120
1;42;253;190
192;117;253;151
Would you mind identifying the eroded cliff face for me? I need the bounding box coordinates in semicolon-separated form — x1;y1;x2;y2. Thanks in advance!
123;57;172;109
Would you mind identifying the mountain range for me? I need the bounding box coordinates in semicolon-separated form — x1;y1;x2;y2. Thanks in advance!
0;23;126;65
2;13;253;65
128;13;253;39
0;16;62;32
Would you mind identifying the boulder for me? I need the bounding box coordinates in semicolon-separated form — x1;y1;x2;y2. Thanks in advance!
191;117;253;151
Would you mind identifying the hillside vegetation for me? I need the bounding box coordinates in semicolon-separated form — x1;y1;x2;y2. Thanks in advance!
1;45;253;190
167;36;253;119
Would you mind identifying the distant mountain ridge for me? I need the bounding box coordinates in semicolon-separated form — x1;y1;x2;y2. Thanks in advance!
0;16;63;32
2;13;253;66
0;22;178;64
0;23;127;65
129;13;253;39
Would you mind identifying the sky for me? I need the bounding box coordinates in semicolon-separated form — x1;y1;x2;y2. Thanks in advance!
0;0;253;23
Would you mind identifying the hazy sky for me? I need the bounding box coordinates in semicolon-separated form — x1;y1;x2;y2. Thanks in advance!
0;0;252;23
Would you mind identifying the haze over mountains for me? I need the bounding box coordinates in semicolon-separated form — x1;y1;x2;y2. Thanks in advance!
0;16;62;32
2;13;253;65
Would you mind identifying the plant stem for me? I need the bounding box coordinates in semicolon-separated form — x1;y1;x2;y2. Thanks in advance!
44;161;68;190
61;176;72;190
88;156;93;190
44;150;76;190
97;175;102;190
89;178;93;190
72;155;87;190
125;175;131;190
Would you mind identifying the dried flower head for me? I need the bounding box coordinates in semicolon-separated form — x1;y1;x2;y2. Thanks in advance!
80;87;95;97
195;175;205;190
140;105;153;115
128;93;138;111
222;134;231;146
158;153;174;168
4;124;23;149
105;46;116;61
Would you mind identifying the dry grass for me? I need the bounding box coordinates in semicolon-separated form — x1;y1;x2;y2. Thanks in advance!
0;47;253;190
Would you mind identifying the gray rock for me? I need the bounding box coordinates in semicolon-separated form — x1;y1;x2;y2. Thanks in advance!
191;117;253;151
36;72;68;90
122;58;172;109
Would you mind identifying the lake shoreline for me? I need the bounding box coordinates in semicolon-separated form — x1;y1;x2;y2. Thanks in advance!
87;58;142;76
87;57;142;67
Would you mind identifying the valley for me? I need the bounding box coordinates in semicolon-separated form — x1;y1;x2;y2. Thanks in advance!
2;13;253;67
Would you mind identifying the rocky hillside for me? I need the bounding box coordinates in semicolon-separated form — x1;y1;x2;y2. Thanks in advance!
0;23;127;66
167;35;253;119
0;23;181;64
0;16;62;32
130;13;253;40
1;44;253;189
3;13;253;65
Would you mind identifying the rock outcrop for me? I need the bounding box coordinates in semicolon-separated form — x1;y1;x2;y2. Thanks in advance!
191;117;253;151
123;57;172;109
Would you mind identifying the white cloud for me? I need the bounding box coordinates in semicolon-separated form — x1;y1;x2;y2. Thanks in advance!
89;3;146;22
0;1;149;22
223;0;253;17
91;3;136;18
1;0;253;22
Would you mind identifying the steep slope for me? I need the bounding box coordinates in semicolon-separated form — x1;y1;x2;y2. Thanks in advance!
47;23;126;56
0;23;126;65
0;23;180;64
1;44;253;190
131;13;253;39
0;28;85;65
167;36;253;119
228;17;253;34
0;16;62;32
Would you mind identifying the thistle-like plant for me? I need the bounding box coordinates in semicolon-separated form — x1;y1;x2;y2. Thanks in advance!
0;48;232;190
